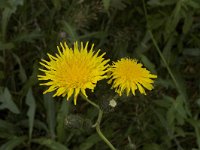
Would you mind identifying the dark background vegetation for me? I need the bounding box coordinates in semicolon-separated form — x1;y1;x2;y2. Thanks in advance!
0;0;200;149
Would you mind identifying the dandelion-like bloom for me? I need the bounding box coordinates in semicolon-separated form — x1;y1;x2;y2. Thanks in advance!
108;58;157;96
38;42;109;105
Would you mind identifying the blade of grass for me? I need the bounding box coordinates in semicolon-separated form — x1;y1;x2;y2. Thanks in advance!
44;93;56;139
25;88;36;141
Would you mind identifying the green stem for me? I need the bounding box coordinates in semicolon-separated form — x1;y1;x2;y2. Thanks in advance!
95;110;116;150
142;0;182;94
83;96;99;109
81;95;117;150
148;31;181;93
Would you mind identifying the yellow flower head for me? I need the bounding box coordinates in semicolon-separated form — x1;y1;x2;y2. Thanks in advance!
38;41;109;105
108;58;157;96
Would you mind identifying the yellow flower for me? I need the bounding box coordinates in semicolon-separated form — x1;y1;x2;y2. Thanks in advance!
108;58;157;96
38;41;109;105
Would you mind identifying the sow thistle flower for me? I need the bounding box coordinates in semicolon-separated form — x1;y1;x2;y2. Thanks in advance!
38;42;109;105
108;58;157;96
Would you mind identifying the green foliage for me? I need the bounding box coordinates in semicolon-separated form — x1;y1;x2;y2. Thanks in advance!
26;88;36;141
32;138;69;150
0;0;200;149
0;88;20;114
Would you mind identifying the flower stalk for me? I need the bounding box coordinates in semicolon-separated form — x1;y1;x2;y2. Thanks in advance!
81;95;117;150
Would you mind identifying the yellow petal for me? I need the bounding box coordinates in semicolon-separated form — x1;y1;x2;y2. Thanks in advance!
74;88;80;105
67;88;74;100
137;83;146;95
81;89;87;98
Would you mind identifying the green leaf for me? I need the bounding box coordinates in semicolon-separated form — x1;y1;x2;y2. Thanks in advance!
1;0;24;40
147;13;166;30
175;127;186;137
102;0;110;10
164;0;183;39
33;119;49;133
0;136;26;150
21;62;39;97
175;95;187;125
143;143;162;150
154;99;172;108
79;134;101;150
25;88;36;140
147;0;176;6
140;54;156;73
13;30;42;43
183;12;193;34
170;69;191;117
44;93;56;139
183;48;200;56
8;0;24;7
110;0;127;10
56;99;70;142
0;1;12;9
32;138;69;150
166;103;176;127
166;95;188;127
61;21;78;42
12;53;27;83
0;70;5;80
79;31;107;40
162;36;175;65
0;42;15;50
187;118;200;149
51;0;61;10
0;132;13;139
187;0;200;8
156;78;174;89
0;119;17;136
0;88;20;114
